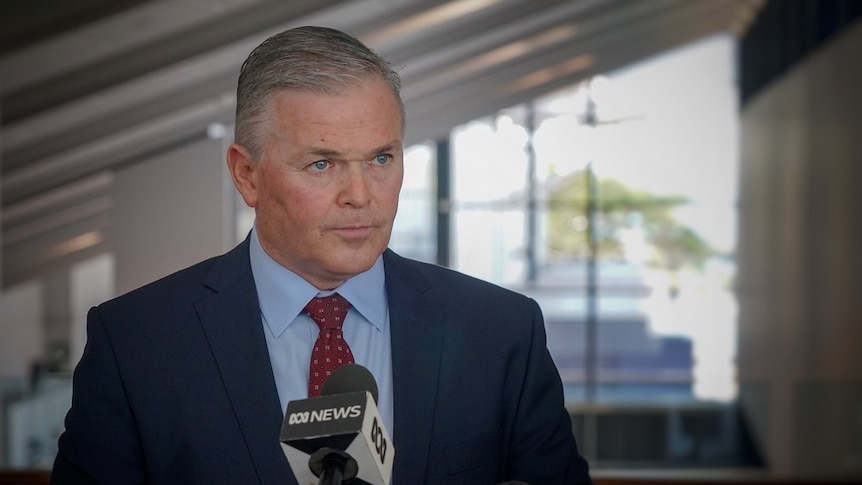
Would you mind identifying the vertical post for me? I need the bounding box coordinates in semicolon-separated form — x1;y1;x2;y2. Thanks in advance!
525;103;539;284
585;161;599;402
582;82;600;463
435;138;451;268
583;160;600;464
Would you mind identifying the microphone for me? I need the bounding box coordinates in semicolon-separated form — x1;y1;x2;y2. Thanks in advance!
280;364;394;485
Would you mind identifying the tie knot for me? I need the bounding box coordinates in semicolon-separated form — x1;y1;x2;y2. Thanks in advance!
303;293;351;330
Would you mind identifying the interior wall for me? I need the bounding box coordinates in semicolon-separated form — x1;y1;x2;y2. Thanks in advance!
0;281;43;378
737;19;862;479
111;131;235;296
68;253;114;368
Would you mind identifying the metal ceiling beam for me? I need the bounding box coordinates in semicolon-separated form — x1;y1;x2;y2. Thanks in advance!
392;0;618;79
0;0;449;178
0;0;284;94
0;0;356;121
0;0;763;289
404;0;745;145
400;0;679;102
0;0;758;206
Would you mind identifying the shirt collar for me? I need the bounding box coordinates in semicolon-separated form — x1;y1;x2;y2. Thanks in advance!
248;227;388;338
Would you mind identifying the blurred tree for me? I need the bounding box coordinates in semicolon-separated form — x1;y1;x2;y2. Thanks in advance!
547;169;714;270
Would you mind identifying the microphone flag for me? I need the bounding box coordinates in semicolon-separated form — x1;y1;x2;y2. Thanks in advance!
280;390;393;485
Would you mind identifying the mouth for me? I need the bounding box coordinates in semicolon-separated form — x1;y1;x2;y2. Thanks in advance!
333;225;375;240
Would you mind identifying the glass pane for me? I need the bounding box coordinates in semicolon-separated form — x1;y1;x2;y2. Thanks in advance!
390;143;436;263
449;34;742;467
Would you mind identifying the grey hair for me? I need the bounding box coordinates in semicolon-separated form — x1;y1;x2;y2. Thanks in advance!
234;26;404;159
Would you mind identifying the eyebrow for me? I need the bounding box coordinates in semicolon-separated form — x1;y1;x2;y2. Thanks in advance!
306;141;402;160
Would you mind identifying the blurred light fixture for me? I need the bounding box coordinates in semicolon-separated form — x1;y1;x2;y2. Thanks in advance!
364;0;503;43
50;231;103;258
499;54;595;94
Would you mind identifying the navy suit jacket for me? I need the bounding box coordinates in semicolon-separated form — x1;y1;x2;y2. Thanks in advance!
52;240;591;484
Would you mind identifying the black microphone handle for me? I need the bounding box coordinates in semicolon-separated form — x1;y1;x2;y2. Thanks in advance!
319;463;343;485
311;448;358;485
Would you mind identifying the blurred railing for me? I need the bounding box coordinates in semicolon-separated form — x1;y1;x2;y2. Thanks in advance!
2;376;762;474
3;376;855;484
569;401;761;470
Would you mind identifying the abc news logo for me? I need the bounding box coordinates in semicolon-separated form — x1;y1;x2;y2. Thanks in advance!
286;405;389;465
370;416;388;464
287;405;362;424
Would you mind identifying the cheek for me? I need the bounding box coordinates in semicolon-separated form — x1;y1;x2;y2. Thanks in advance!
384;187;401;211
386;178;404;209
258;179;316;226
377;169;404;204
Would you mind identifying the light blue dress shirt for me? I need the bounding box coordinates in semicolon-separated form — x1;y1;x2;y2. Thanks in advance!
248;228;394;435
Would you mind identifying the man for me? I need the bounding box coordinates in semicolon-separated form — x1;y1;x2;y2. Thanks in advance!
52;26;592;484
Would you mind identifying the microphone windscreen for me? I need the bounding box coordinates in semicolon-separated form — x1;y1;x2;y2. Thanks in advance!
321;363;379;404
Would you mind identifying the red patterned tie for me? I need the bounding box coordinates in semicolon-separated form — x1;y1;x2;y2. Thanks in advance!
305;293;354;397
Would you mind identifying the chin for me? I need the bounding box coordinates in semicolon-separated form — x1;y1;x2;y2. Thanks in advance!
329;251;377;273
325;239;387;272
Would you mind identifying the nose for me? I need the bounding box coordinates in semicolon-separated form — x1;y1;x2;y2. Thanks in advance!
338;165;371;208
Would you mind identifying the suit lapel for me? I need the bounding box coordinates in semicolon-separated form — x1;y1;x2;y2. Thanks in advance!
385;250;444;484
195;241;292;485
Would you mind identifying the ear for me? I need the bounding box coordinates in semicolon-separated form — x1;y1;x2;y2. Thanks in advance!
226;143;260;208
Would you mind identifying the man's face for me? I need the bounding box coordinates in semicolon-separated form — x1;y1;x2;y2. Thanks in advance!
229;78;404;290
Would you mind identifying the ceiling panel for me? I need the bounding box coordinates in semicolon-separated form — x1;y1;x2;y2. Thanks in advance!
0;0;766;287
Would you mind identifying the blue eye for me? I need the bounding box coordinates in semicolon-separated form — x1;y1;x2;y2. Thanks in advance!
312;160;329;170
374;154;391;165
